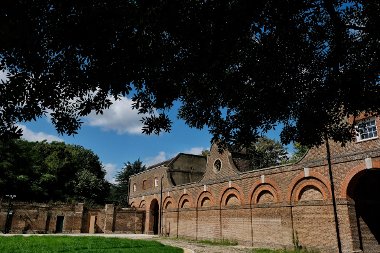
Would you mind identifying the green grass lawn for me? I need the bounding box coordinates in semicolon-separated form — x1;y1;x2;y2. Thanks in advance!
0;236;183;253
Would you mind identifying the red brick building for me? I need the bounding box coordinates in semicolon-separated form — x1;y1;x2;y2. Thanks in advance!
129;116;380;253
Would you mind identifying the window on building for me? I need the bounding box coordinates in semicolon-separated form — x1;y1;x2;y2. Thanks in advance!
142;180;147;190
133;184;136;192
356;117;378;141
154;177;159;187
213;159;222;173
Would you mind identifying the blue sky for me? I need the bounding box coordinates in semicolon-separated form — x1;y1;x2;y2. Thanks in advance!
1;70;289;183
19;97;213;183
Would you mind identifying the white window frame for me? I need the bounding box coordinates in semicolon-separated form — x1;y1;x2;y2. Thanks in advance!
355;117;378;142
154;177;159;187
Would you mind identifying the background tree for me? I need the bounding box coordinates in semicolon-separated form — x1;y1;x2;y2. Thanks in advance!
0;140;109;204
0;140;31;198
244;137;289;170
111;159;146;206
201;150;210;157
288;143;309;163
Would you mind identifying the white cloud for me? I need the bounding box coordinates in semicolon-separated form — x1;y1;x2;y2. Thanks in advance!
18;124;63;143
103;163;119;184
182;147;205;155
143;147;205;167
0;70;8;82
144;151;167;167
86;97;146;135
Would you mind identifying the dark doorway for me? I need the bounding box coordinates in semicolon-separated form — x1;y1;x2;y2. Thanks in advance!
55;216;64;233
4;211;14;234
349;170;380;252
45;212;51;232
150;199;159;235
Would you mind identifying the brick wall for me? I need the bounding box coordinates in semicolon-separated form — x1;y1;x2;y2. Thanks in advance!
0;203;144;235
130;119;380;253
113;208;145;233
0;203;85;234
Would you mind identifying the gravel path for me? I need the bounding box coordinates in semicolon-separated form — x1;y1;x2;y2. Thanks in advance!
154;237;254;253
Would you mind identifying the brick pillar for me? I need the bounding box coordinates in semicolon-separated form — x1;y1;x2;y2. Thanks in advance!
337;201;361;253
71;203;85;233
104;204;115;233
145;210;153;234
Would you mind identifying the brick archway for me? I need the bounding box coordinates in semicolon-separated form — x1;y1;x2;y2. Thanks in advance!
148;199;159;235
139;200;146;209
196;191;215;208
163;196;176;210
251;184;279;205
287;171;331;204
291;178;330;203
219;186;244;207
345;168;380;252
178;194;194;209
248;179;281;205
341;160;380;199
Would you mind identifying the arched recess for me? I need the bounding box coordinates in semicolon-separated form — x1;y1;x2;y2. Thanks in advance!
139;200;146;209
345;167;380;252
219;186;249;243
257;190;275;204
249;182;280;205
298;185;324;201
287;172;331;204
163;196;176;210
177;194;195;238
248;182;280;247
248;178;281;205
165;201;173;209
289;174;334;250
196;191;218;240
196;191;215;208
162;196;176;237
130;202;136;208
178;194;194;209
149;199;159;235
290;178;329;203
220;187;244;207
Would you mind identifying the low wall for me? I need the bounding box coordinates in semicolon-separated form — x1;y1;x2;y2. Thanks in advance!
0;202;145;235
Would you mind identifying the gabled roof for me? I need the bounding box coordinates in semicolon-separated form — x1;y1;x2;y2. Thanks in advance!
146;153;205;171
167;153;205;167
146;158;174;170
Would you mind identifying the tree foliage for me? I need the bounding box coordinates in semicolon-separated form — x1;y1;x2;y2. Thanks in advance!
0;1;379;147
110;159;146;206
201;150;210;157
0;139;109;204
244;137;289;170
288;143;309;163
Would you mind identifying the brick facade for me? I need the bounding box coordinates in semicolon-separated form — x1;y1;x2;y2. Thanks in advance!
129;117;380;253
0;203;145;235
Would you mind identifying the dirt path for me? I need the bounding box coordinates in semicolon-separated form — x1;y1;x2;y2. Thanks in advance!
154;238;254;253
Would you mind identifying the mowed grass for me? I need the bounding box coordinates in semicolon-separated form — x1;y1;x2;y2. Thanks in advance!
0;236;183;253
